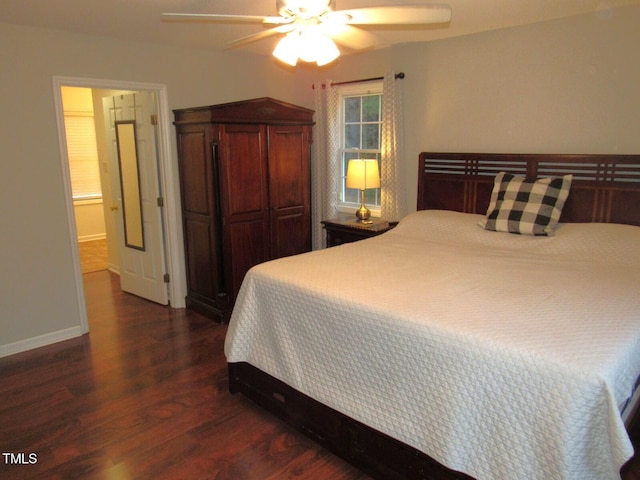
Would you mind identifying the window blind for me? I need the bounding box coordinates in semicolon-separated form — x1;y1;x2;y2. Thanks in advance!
65;113;102;200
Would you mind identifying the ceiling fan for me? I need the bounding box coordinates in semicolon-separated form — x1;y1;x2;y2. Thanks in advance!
162;0;452;66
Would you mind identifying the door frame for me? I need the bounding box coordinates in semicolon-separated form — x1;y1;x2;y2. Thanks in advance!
53;76;186;333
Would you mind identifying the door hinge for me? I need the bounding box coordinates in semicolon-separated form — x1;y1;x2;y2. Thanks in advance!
150;114;158;126
163;273;170;283
157;197;164;207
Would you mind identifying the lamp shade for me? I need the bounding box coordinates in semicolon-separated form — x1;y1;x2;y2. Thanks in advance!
346;159;380;190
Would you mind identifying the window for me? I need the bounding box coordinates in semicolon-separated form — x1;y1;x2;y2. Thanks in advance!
61;87;102;201
337;82;383;213
65;113;102;201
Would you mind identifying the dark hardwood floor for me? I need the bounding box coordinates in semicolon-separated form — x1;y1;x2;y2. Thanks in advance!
0;270;638;480
0;271;367;480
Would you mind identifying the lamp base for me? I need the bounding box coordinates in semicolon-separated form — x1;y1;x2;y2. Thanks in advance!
355;205;372;223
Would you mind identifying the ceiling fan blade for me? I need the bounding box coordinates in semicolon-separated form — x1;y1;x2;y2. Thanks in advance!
161;13;290;25
226;25;295;49
320;24;379;51
334;6;452;25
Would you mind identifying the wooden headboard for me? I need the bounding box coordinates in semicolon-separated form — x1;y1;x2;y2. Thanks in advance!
417;152;640;226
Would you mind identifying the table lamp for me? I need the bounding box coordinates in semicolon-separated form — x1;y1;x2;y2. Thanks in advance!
346;159;380;223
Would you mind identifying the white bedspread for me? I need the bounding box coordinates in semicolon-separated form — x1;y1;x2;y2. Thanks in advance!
225;210;640;480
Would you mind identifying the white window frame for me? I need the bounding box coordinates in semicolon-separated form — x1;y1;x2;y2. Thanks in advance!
335;81;383;217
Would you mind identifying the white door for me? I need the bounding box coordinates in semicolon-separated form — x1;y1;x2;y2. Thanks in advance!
104;92;168;305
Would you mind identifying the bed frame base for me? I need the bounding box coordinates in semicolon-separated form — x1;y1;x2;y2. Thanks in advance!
229;362;473;480
230;362;639;480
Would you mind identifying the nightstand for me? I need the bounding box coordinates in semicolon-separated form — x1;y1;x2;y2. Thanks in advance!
321;215;397;247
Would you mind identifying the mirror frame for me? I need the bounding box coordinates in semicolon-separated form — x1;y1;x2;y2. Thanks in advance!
114;120;145;251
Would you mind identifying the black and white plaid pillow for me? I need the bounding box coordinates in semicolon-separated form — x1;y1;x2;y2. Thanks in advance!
482;172;572;236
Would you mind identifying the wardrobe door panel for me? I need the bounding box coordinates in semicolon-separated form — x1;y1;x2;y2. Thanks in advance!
220;124;268;216
268;125;311;259
177;130;211;215
219;124;269;298
183;219;216;300
268;125;309;209
228;219;266;298
176;125;229;318
271;211;310;259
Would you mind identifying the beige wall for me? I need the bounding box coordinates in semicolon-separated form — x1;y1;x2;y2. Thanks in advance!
0;22;306;354
313;4;640;211
1;4;638;355
397;5;640;207
73;201;106;241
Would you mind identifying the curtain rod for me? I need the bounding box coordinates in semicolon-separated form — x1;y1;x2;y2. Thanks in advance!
312;72;404;89
333;72;405;86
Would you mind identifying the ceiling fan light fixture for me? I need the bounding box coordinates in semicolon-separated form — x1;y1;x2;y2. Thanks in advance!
273;31;300;66
298;26;339;65
168;1;451;64
167;1;452;61
273;26;339;66
312;34;340;66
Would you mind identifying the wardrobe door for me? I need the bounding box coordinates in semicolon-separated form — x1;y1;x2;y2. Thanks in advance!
267;125;311;259
217;124;270;299
175;124;229;315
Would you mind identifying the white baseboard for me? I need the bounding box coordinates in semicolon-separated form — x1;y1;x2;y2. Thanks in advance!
0;326;85;359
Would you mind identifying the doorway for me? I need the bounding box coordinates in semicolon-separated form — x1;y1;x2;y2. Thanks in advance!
53;76;186;334
61;86;112;276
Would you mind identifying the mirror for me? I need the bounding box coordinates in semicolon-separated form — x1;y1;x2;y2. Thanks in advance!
115;121;145;250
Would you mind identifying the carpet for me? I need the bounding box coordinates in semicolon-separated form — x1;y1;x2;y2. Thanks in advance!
79;238;109;274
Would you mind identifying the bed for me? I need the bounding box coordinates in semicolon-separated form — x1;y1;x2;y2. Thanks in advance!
224;152;640;480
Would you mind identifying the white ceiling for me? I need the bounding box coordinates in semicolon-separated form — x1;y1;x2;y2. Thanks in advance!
2;0;638;58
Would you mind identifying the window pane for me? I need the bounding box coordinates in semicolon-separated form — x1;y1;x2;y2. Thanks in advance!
345;124;361;149
344;97;360;122
364;189;378;204
362;95;380;122
362;124;380;149
344;187;360;203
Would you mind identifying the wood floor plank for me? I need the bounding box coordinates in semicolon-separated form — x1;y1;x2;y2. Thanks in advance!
0;270;637;480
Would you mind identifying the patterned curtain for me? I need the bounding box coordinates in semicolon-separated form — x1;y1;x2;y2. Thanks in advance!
311;81;340;250
380;72;408;221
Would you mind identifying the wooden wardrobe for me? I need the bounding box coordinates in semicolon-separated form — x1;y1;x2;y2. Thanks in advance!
174;98;314;322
